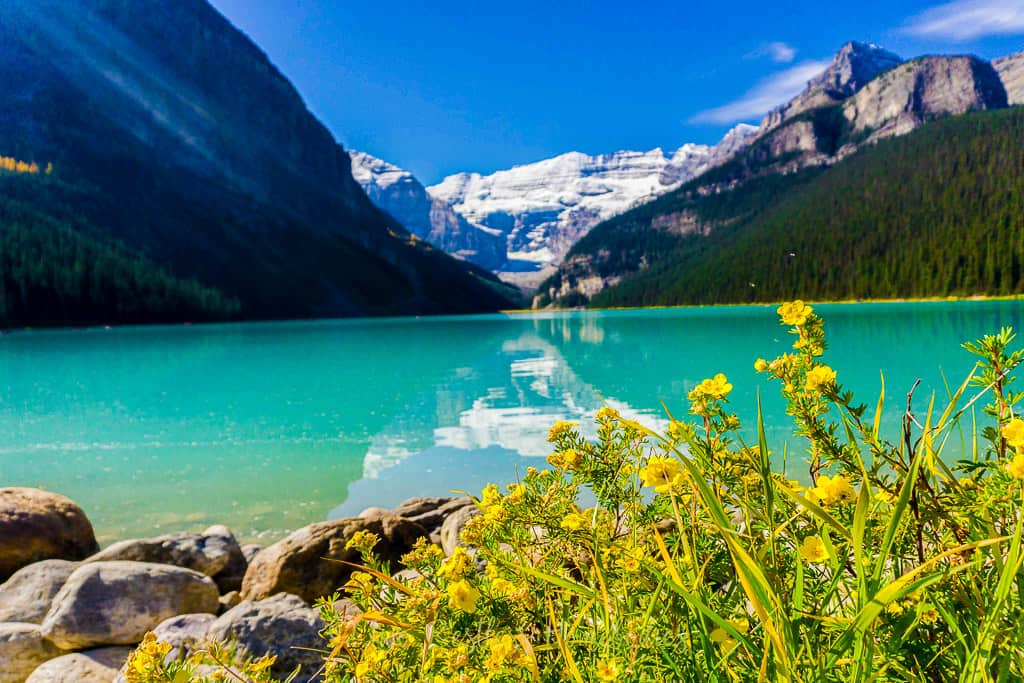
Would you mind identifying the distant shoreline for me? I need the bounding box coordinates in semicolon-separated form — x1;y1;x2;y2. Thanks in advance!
502;293;1024;315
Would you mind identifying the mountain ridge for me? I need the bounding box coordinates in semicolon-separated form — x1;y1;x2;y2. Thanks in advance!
0;0;518;326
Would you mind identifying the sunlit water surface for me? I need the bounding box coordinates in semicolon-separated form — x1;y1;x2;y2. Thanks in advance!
2;301;1021;543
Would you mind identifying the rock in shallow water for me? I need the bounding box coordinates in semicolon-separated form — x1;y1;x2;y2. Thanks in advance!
0;622;65;683
85;524;247;593
40;561;220;649
206;593;325;680
0;488;98;581
0;560;78;624
241;515;427;603
25;646;133;683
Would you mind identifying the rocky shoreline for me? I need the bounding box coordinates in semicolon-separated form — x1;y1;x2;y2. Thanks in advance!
0;487;480;682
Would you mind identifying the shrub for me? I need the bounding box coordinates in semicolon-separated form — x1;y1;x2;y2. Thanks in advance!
131;302;1024;681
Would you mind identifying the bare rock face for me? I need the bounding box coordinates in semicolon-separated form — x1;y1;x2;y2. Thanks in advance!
40;561;219;649
205;594;325;681
0;488;99;581
0;623;65;683
842;56;1008;143
0;560;78;623
25;646;133;683
760;41;903;133
241;515;427;603
86;524;247;593
995;51;1024;105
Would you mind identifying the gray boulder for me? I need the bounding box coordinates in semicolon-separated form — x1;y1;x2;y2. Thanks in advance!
86;524;247;593
41;561;219;649
151;612;216;661
26;646;132;683
241;544;263;565
0;560;78;623
440;504;480;556
394;496;473;538
206;593;325;680
0;622;64;683
241;515;427;603
0;488;98;581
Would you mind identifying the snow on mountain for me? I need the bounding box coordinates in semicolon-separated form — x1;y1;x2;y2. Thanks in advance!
428;125;757;275
349;151;506;270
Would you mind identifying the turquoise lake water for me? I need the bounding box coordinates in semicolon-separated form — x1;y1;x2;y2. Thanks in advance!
1;301;1022;544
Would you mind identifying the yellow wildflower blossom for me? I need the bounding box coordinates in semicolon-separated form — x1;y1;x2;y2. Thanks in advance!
808;474;856;506
447;579;480;613
799;535;828;563
778;300;813;326
805;365;837;392
548;421;578;442
1002;418;1024;449
615;546;646;573
596;406;620;421
561;511;589;531
595;659;622;681
754;358;768;372
1005;452;1024;479
439;547;473;578
344;529;379;553
688;373;733;402
355;643;382;678
640;456;683;493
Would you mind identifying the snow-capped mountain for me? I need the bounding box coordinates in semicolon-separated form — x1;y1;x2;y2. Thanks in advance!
428;125;758;278
349;151;505;270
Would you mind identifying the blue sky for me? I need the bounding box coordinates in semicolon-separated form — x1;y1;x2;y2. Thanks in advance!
209;0;1024;183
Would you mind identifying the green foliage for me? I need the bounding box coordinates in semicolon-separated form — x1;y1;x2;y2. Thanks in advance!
130;303;1024;681
545;107;1024;309
0;176;240;327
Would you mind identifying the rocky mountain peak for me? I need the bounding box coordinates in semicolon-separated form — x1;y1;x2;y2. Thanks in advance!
994;51;1024;105
760;42;903;134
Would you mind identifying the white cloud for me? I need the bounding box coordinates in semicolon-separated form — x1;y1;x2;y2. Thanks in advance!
903;0;1024;40
690;60;830;125
746;41;798;63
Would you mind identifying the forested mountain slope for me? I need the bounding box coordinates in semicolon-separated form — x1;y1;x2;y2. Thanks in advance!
0;0;517;327
538;107;1024;308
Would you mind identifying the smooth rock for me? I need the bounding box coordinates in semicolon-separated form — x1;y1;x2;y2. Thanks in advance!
206;593;325;680
241;544;262;564
440;504;480;556
26;646;132;683
86;524;247;593
395;496;473;536
0;622;64;683
152;612;216;661
0;488;98;581
0;560;78;623
219;591;242;613
41;561;219;649
357;506;389;519
241;515;427;603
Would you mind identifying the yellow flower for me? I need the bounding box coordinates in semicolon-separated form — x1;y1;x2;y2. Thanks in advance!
447;579;480;613
1002;418;1024;449
344;571;374;593
709;618;748;655
754;358;768;372
1005;452;1024;479
875;489;896;504
547;421;578;442
777;300;813;326
596;406;620;421
615;546;646;573
355;643;381;678
808;474;856;506
561;511;589;531
344;529;379;553
688;373;733;402
485;634;521;672
640;456;683;494
884;601;905;616
595;659;622;681
490;578;516;597
805;365;837;392
799;535;828;563
439;547;473;579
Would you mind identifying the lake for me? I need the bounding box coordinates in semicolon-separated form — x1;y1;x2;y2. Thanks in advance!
1;300;1021;544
